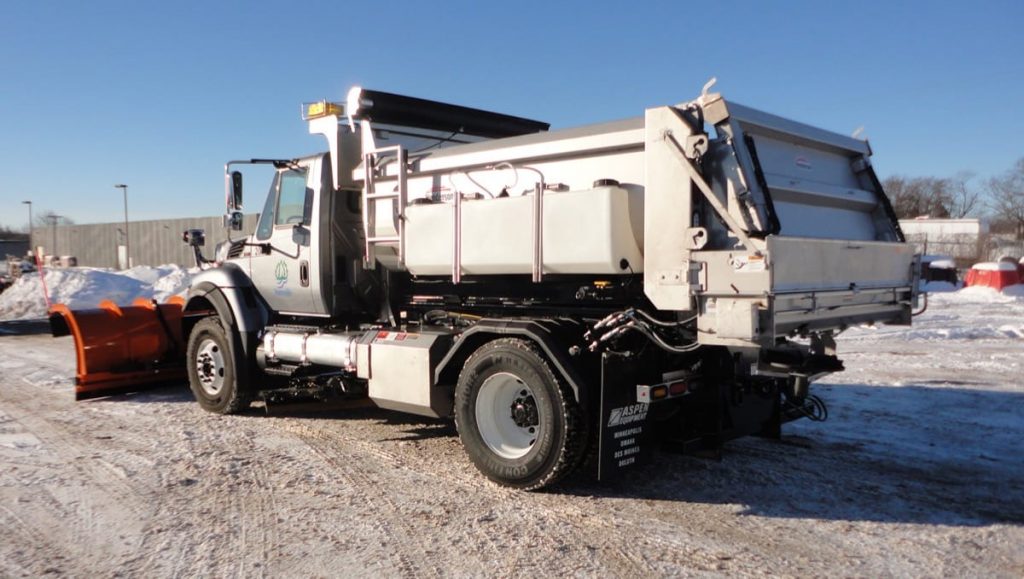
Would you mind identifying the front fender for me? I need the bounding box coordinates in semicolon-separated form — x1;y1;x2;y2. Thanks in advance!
186;262;267;334
184;263;267;364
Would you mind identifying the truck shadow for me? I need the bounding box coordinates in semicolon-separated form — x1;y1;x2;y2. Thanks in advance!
561;383;1024;528
0;319;53;335
257;399;457;439
79;383;195;404
99;379;1024;527
101;385;459;440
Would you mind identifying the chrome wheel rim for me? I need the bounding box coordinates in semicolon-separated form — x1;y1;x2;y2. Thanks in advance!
195;338;226;397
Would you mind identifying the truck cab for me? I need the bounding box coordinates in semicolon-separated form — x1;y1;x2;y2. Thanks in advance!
223;152;377;321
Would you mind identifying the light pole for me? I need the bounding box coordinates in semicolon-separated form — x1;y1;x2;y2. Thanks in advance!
48;214;62;257
114;184;129;268
21;200;32;257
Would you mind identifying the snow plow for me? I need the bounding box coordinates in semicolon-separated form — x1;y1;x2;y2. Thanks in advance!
51;81;919;489
49;297;187;399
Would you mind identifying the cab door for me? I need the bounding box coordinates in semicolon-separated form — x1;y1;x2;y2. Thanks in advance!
249;162;321;315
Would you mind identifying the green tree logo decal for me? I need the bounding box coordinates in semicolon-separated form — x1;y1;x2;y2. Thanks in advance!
274;260;288;288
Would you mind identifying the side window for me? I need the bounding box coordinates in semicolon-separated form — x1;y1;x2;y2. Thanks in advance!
275;171;311;226
254;181;278;241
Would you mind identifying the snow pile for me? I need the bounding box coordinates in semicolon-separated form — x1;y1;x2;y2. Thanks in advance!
847;283;1024;344
922;255;956;270
955;284;1024;301
971;261;1018;271
1003;284;1024;298
927;259;956;270
0;265;194;321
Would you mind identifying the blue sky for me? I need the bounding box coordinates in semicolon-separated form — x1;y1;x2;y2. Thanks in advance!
2;0;1022;229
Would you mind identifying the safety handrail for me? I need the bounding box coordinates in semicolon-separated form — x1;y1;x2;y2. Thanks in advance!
362;145;407;268
532;182;544;283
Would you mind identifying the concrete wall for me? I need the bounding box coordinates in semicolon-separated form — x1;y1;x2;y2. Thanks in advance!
29;215;258;268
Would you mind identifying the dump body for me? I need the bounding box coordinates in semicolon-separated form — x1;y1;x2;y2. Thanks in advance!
340;89;914;352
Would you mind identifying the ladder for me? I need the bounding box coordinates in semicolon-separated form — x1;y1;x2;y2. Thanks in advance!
362;145;407;268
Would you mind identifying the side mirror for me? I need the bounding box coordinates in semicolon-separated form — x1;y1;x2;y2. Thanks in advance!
223;210;244;231
230;171;243;208
182;228;206;247
292;223;311;247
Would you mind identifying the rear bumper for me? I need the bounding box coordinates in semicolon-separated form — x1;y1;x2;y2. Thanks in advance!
771;286;913;336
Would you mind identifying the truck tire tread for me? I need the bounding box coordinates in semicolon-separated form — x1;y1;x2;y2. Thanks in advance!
455;338;584;491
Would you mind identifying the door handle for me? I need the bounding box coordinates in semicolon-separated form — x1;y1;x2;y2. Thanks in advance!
300;260;310;287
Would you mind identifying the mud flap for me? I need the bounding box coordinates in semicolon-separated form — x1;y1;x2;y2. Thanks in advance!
49;297;187;400
597;353;655;481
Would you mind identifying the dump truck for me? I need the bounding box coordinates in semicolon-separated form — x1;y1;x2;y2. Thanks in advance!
51;81;918;489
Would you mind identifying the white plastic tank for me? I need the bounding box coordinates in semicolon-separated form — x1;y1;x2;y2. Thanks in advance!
397;185;644;276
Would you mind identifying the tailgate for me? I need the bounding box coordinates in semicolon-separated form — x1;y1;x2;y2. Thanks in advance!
767;237;915;335
769;237;916;293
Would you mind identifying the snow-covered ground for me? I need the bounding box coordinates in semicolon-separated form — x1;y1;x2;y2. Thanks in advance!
0;270;1021;576
0;265;193;321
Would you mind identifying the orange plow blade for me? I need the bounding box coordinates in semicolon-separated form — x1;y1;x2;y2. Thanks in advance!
49;297;188;400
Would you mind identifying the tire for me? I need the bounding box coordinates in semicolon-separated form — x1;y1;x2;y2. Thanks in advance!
186;316;251;414
454;338;584;490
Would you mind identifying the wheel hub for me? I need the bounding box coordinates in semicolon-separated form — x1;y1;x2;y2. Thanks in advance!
510;392;538;428
195;339;225;396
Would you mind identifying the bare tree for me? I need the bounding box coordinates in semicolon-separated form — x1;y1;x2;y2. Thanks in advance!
0;225;29;240
883;175;954;219
883;172;983;220
884;175;921;218
948;171;981;218
33;211;75;228
987;157;1024;240
883;175;911;216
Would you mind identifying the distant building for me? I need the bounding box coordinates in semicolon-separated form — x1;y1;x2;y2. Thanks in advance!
899;217;988;263
28;215;257;269
0;239;30;260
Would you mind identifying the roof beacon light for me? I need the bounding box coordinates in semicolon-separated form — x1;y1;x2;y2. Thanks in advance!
302;101;344;121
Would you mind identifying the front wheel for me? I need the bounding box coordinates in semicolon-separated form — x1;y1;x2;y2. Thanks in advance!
186;316;251;414
454;338;584;490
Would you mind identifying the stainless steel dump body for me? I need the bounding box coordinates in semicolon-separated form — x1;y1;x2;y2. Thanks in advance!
310;86;916;349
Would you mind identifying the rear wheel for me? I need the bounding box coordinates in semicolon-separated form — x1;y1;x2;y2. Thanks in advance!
455;338;584;490
186;316;250;414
